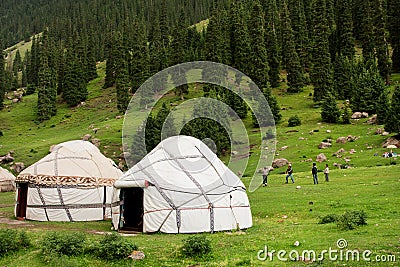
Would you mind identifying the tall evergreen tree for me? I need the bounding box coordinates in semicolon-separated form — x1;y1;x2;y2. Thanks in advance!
37;57;57;121
334;56;356;99
310;0;334;101
373;0;390;84
387;0;400;72
248;0;270;89
359;1;375;61
12;50;23;74
385;86;400;133
321;93;340;123
0;50;5;109
115;59;130;114
336;0;355;59
62;48;87;106
263;0;281;87
281;0;304;93
289;0;310;72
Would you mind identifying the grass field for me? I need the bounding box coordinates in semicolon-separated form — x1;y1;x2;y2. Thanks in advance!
0;64;399;266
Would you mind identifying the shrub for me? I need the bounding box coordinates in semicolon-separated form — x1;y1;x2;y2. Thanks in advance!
95;232;137;261
288;115;302;127
0;229;31;257
0;229;19;257
180;235;212;258
318;214;338;224
337;210;367;230
40;231;86;256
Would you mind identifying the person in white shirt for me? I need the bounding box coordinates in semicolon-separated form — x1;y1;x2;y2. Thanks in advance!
324;164;329;182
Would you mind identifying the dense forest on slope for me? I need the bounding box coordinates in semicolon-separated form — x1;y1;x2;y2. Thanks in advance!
1;0;400;158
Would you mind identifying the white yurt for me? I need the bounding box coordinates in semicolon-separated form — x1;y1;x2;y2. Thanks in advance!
0;166;16;192
15;140;122;222
114;135;252;233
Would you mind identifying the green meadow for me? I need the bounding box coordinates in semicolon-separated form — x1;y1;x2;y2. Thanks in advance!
0;66;399;266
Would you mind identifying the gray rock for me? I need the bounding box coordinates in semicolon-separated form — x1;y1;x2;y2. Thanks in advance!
11;162;25;173
367;114;377;124
318;142;332;149
336;137;347;144
351;112;362;119
82;134;91;141
272;158;289;168
91;138;101;147
316;153;327;163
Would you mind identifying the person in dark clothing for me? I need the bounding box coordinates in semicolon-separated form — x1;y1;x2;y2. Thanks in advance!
285;163;294;183
312;163;318;184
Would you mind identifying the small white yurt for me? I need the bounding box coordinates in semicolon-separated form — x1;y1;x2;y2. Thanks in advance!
114;135;252;233
15;140;122;222
0;166;16;192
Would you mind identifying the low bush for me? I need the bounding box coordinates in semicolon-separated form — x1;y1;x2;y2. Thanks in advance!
318;214;338;224
95;232;137;261
0;229;31;257
181;235;212;258
40;231;86;256
337;210;367;230
288;115;302;127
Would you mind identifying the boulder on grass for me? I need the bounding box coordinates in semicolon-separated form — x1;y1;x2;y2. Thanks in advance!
351;112;362;119
336;137;347;144
318;142;332;149
316;153;327;163
272;158;289;168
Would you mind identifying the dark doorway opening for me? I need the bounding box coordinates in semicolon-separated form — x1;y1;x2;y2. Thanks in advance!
16;183;28;219
121;188;144;232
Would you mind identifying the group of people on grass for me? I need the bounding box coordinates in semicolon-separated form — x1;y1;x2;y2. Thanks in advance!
262;162;330;186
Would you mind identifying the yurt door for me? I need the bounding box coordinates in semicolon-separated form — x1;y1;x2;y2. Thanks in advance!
121;188;144;232
16;183;28;218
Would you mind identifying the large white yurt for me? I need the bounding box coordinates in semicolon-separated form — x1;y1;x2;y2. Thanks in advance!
114;135;252;233
15;140;122;222
0;166;16;192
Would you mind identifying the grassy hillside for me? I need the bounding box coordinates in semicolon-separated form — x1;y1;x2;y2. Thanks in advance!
0;61;399;266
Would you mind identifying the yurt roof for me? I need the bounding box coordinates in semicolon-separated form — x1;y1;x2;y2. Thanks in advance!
115;135;245;193
0;166;16;181
17;140;122;187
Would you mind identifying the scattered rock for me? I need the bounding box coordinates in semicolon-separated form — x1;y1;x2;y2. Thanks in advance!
347;135;358;142
344;157;351;163
298;137;305;140
92;128;100;133
231;151;239;155
375;128;385;135
336;137;347;144
77;101;86;107
367;146;373;149
309;130;314;135
382;135;400;148
0;153;14;164
280;146;289;151
272;158;289;168
351;112;362;119
11;162;25;173
91;138;101;147
326;130;331;133
318;142;332;149
367;114;378;124
382;131;390;136
294;241;300;246
296;186;301;190
115;115;123;119
349;149;356;154
333;148;345;157
316;153;327;163
12;98;19;103
82;134;92;141
237;171;243;177
361;112;369;118
128;251;145;260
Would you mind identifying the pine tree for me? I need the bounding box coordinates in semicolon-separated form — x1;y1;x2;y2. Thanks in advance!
12;50;23;74
281;0;304;93
63;48;87;106
37;57;57;121
229;0;251;76
310;0;334;101
387;0;400;72
351;62;385;114
359;1;375;61
373;0;390;85
321;93;341;123
336;0;355;59
103;32;116;89
0;51;5;109
341;101;352;124
376;88;389;125
334;56;356;100
115;59;130;114
288;0;311;73
385;86;400;133
264;0;281;87
248;0;270;89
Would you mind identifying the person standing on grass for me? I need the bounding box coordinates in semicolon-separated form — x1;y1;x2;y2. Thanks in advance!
324;164;329;182
262;167;269;186
312;163;318;184
285;163;294;183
